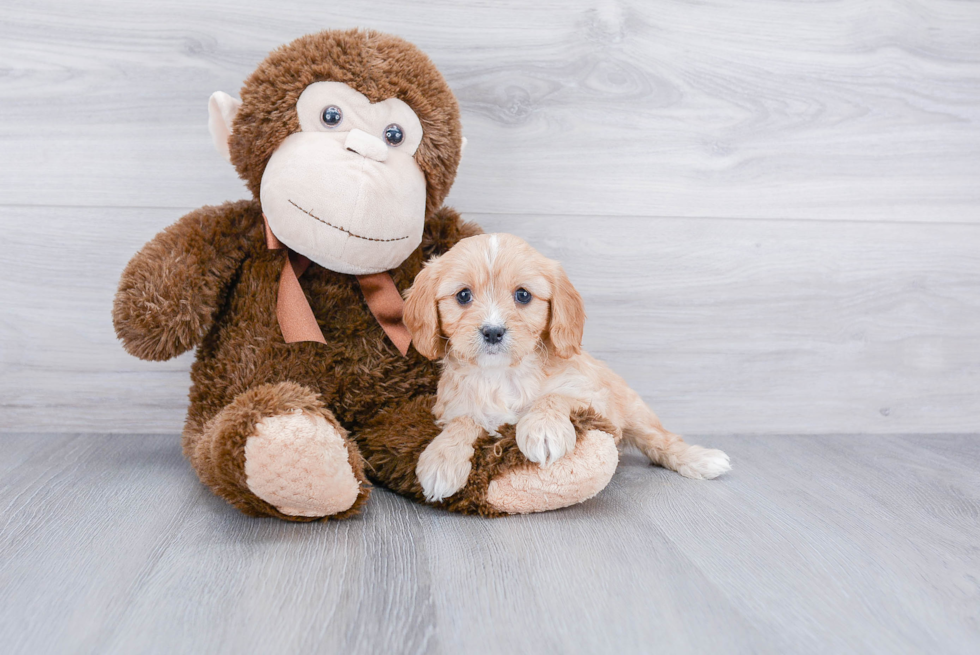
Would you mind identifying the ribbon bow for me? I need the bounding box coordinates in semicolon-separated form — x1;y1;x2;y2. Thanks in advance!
263;215;413;356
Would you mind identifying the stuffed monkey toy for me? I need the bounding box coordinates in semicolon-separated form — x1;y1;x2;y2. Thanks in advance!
113;29;620;521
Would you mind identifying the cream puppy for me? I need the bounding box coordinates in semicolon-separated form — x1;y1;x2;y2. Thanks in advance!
404;233;731;502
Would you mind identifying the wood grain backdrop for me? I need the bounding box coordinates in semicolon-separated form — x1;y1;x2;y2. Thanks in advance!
1;0;978;434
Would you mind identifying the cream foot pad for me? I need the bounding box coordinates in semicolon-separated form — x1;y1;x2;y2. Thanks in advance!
244;411;360;517
486;429;619;514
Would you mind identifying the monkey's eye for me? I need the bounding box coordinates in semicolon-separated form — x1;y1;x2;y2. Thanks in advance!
514;288;532;305
321;106;343;127
384;123;404;146
455;288;472;305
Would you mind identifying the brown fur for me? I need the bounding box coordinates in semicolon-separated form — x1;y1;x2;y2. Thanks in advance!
115;194;492;520
112;30;614;521
229;29;461;215
187;380;371;520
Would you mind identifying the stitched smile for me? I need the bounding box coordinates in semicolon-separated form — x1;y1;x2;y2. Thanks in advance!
288;200;410;243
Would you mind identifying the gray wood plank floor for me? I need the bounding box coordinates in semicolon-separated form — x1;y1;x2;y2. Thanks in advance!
2;433;978;655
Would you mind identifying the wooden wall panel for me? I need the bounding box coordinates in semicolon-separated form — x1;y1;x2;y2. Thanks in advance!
0;0;978;220
1;0;978;434
2;207;976;434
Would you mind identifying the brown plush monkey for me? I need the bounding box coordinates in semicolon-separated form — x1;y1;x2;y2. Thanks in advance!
113;29;619;521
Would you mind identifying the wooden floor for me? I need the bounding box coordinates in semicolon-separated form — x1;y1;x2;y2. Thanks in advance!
2;433;978;654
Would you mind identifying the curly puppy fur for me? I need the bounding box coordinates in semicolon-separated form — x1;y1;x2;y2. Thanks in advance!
405;233;731;497
113;30;615;520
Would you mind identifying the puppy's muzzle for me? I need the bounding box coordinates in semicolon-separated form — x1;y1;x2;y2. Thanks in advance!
481;324;506;345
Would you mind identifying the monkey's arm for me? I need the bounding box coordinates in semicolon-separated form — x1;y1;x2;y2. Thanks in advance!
113;199;260;361
354;398;619;516
420;206;483;259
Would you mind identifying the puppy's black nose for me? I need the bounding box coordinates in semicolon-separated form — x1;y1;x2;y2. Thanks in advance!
481;325;506;345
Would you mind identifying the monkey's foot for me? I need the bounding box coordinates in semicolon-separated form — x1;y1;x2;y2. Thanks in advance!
244;411;362;517
485;429;619;514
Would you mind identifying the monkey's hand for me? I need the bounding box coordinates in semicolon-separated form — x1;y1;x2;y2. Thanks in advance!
112;200;258;361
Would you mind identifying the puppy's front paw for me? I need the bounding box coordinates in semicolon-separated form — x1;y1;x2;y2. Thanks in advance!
416;432;474;503
516;412;577;467
675;446;731;480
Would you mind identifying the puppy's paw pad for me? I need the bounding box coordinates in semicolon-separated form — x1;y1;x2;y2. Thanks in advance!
416;435;474;503
676;446;731;480
516;412;577;467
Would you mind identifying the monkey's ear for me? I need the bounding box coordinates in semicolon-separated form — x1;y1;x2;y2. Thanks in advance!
459;137;468;163
403;257;446;361
208;91;242;163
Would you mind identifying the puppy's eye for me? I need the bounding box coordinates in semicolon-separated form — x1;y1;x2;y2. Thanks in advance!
514;288;532;304
455;288;473;305
321;105;343;127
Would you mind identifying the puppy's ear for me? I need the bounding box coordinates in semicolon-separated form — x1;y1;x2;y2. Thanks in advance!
404;257;446;360
548;263;586;358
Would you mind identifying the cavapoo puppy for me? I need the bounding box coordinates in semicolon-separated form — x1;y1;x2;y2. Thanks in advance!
404;233;731;502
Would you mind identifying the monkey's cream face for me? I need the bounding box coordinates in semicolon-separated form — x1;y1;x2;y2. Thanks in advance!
259;82;428;275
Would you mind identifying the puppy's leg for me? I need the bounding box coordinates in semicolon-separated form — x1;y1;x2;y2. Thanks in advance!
416;416;484;502
516;394;579;467
624;402;731;480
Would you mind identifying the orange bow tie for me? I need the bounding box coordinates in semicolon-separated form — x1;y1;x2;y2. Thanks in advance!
263;215;412;356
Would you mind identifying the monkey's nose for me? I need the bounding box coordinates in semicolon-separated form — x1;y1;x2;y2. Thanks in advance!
481;325;506;345
345;128;389;162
